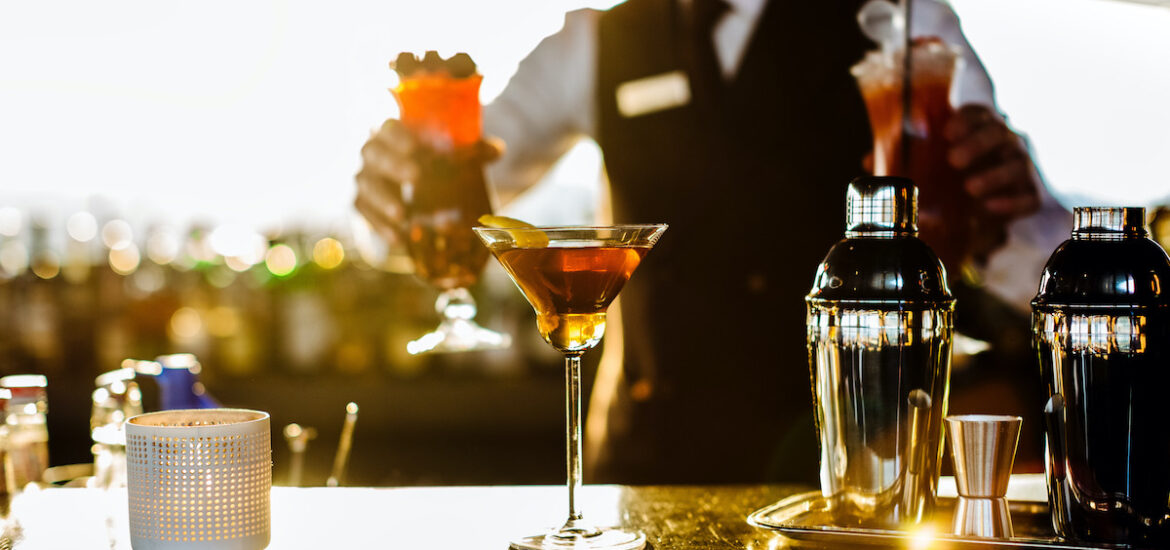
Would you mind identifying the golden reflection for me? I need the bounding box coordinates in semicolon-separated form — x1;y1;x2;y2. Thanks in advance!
169;307;203;341
206;306;241;338
31;251;60;279
909;525;936;550
108;243;141;275
312;237;345;269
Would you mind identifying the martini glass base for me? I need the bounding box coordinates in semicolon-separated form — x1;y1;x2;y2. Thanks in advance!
406;319;511;355
510;526;645;550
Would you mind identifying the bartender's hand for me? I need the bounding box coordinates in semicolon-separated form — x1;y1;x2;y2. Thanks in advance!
945;105;1041;220
353;119;502;244
945;105;1041;262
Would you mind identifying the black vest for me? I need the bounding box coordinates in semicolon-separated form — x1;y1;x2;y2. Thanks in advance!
594;0;871;483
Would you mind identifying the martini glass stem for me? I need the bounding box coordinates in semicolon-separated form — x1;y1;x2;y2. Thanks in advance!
565;353;585;523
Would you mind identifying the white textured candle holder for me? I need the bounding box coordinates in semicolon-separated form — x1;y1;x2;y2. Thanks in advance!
126;409;271;550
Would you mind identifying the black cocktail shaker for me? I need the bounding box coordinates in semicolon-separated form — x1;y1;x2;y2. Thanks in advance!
1033;206;1170;545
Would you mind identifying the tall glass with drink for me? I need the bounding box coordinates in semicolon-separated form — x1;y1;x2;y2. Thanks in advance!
852;37;969;271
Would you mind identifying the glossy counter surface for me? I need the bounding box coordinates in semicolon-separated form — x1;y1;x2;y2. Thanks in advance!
5;484;804;549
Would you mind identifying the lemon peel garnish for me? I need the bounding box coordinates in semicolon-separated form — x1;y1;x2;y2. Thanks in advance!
477;215;549;247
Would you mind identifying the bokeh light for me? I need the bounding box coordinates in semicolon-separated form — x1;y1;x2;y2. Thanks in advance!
146;230;180;265
209;224;267;269
169;307;203;341
0;208;21;237
265;244;297;277
108;242;141;275
313;237;345;269
0;241;29;276
206;306;242;338
66;212;99;242
101;220;133;249
31;252;60;280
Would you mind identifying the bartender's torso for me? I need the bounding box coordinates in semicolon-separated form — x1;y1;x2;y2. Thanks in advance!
592;0;872;483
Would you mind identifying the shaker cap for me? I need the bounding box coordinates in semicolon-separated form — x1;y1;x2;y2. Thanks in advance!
846;176;917;235
1073;206;1146;238
807;176;951;304
1034;206;1170;309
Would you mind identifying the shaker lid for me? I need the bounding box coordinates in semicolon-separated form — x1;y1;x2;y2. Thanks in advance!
808;176;951;304
1073;206;1146;237
846;176;917;235
1034;206;1170;309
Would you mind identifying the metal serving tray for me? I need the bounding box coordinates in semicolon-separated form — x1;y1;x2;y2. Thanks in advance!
748;490;1130;550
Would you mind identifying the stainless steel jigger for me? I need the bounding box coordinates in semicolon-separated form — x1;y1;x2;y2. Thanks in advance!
945;415;1022;538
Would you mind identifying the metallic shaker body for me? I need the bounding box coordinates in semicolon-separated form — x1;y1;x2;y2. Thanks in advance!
807;177;954;527
1033;207;1170;545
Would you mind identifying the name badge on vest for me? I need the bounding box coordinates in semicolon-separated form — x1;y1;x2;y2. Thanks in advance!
615;70;691;118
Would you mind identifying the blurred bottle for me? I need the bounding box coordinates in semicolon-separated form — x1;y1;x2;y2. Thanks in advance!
1;374;50;492
137;354;220;410
90;366;141;490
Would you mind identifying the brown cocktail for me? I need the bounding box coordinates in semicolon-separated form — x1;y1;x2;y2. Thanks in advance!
474;224;666;550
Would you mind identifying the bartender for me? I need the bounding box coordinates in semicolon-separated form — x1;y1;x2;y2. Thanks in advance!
355;0;1069;484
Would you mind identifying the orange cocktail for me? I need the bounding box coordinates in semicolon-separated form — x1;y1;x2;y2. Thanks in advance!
392;51;507;354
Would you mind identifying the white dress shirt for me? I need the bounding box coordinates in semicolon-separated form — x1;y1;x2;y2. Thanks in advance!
484;0;1070;310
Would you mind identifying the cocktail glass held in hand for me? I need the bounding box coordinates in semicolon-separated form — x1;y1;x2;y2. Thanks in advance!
851;36;969;270
474;225;667;550
391;51;510;354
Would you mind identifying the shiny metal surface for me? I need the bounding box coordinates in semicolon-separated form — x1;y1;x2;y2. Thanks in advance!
1072;206;1145;237
945;415;1021;498
808;176;954;528
946;414;1021;539
807;306;952;527
750;489;1103;550
953;496;1013;539
1033;206;1170;545
844;176;917;236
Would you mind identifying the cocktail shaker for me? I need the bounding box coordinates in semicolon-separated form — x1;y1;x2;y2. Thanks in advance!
807;176;954;528
1033;206;1170;545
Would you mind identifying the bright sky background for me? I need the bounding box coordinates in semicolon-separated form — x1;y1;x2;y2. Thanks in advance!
0;0;1167;237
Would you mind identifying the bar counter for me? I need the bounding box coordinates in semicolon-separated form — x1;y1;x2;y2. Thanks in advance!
8;484;803;549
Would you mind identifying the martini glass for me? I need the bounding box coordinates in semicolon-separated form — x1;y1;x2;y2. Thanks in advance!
474;224;667;550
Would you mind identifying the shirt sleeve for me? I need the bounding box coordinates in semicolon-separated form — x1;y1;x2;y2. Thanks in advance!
914;0;1072;311
483;9;600;205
